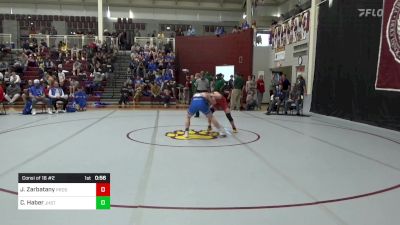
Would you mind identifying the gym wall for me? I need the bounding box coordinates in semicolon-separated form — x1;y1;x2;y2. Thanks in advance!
311;0;400;131
175;29;253;83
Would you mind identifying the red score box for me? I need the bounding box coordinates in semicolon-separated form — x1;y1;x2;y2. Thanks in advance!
96;183;110;196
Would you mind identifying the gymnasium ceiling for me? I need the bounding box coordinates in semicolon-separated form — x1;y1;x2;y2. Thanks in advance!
7;0;292;11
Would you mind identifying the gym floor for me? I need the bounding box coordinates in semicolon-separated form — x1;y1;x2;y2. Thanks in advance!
1;109;400;225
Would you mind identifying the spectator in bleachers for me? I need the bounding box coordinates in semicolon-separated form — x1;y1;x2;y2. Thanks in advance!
27;54;39;68
4;83;21;105
133;76;144;89
147;60;158;74
72;60;82;76
242;20;250;30
43;55;55;73
43;73;56;87
71;45;79;60
22;40;30;52
9;70;21;85
56;65;66;86
93;62;105;81
186;25;196;36
48;81;68;113
69;77;80;96
29;38;38;52
232;26;239;33
175;28;184;37
29;79;52;115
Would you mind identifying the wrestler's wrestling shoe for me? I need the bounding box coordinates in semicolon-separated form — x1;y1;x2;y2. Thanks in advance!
219;131;227;138
184;131;189;138
207;125;212;132
232;128;238;133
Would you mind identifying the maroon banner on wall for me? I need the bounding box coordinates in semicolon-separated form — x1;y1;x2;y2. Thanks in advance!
376;0;400;91
175;29;253;83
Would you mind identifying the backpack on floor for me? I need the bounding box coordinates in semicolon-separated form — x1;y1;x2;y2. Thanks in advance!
66;102;77;113
22;101;32;115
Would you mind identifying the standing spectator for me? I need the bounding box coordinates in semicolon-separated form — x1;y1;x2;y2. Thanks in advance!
280;74;291;100
230;74;244;111
245;75;256;95
4;83;21;104
291;75;307;115
295;75;306;96
48;81;68;113
228;75;234;89
270;73;279;96
29;79;52;115
256;75;265;110
214;73;225;93
245;75;256;110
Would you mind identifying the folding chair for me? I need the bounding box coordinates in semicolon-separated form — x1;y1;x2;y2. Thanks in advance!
0;101;6;115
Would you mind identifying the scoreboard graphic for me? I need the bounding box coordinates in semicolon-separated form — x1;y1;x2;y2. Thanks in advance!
18;173;110;210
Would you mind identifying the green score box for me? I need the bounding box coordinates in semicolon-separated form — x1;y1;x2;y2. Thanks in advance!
96;196;111;210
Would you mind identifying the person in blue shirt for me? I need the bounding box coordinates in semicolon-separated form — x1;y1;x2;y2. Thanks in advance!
163;69;173;82
155;73;163;86
147;60;157;73
29;79;52;115
184;92;226;138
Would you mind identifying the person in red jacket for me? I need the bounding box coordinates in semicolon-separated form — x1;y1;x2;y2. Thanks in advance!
0;84;5;103
256;75;265;110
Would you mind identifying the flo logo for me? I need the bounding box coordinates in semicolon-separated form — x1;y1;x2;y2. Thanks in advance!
165;130;220;140
358;9;383;17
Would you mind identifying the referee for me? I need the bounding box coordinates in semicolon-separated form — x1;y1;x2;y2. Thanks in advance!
194;72;210;117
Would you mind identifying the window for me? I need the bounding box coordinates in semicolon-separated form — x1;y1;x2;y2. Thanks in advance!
255;33;271;47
